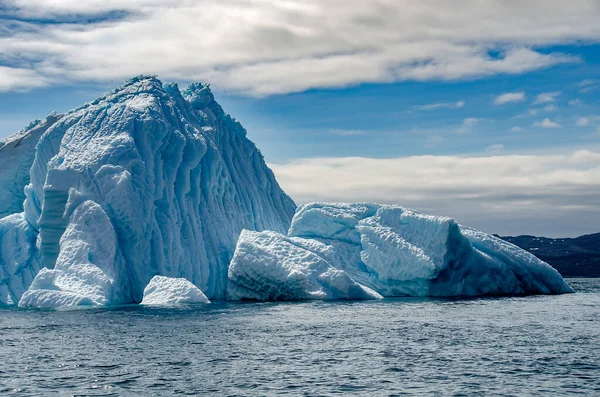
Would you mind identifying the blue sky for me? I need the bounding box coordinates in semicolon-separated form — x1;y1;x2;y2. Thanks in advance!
1;1;599;236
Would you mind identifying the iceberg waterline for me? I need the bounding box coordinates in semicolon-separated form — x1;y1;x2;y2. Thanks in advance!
0;76;573;307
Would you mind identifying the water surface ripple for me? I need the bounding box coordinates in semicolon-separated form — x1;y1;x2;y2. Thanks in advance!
1;278;599;396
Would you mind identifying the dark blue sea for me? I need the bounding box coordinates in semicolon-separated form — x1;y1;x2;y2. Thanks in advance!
1;278;598;396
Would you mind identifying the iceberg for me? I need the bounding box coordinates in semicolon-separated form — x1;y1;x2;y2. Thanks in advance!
141;276;210;305
227;203;574;300
0;114;61;219
0;76;573;307
0;76;295;307
0;214;41;305
228;230;382;300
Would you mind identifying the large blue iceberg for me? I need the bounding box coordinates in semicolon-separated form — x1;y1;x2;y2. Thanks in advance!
1;76;295;307
0;77;573;308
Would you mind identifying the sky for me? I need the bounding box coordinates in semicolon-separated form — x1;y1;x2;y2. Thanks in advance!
1;0;599;237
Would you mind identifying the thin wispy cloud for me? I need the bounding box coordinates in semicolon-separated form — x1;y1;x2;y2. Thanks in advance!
485;144;504;153
533;118;561;128
511;126;524;132
425;134;445;148
414;100;465;111
0;1;595;95
575;115;600;128
328;129;366;136
533;91;561;104
579;79;599;94
579;79;597;87
270;150;600;236
541;104;558;112
494;92;526;105
456;118;481;133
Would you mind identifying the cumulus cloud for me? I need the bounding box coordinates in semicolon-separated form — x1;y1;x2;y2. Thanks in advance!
494;92;526;105
270;150;600;236
533;118;561;128
0;0;595;95
413;100;465;111
533;91;561;104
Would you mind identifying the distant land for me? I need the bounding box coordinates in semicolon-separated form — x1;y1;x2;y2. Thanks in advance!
499;233;600;278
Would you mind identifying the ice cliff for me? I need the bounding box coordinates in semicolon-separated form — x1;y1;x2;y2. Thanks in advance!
1;76;295;306
228;203;574;300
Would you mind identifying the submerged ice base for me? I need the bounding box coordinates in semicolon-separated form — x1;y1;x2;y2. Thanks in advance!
227;203;574;301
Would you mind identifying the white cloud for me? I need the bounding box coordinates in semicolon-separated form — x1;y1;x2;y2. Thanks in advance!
485;144;504;153
0;1;594;95
0;66;51;92
533;118;561;128
533;91;561;104
456;117;481;133
511;126;524;132
414;100;465;111
579;79;597;87
270;150;600;236
579;79;599;94
541;104;557;112
576;117;590;127
425;134;445;148
569;98;582;105
494;92;526;105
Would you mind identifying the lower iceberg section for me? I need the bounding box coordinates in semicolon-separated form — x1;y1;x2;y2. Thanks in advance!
141;276;210;305
19;199;126;308
227;203;574;301
0;214;41;305
228;230;382;301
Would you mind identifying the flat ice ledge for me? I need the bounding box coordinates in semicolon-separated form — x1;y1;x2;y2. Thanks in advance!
227;203;574;301
141;276;210;305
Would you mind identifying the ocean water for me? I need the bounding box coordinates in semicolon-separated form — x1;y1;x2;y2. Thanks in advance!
1;279;598;396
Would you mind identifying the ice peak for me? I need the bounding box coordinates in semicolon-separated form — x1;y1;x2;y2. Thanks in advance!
183;82;215;110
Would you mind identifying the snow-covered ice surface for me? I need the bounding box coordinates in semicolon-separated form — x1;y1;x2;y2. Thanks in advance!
0;76;295;307
228;230;382;301
227;203;574;301
141;276;210;305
